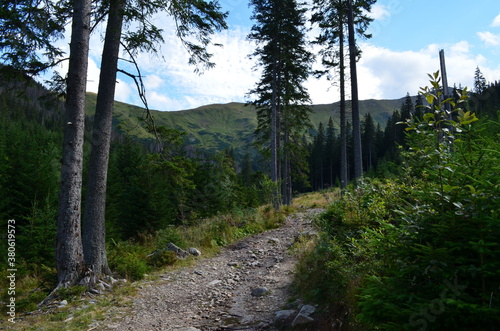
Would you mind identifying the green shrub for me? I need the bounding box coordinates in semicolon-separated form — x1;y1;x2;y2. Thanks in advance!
108;240;152;281
146;250;177;268
296;74;500;330
356;74;500;329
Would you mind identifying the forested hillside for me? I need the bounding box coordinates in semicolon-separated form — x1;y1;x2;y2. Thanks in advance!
1;0;499;328
84;92;406;162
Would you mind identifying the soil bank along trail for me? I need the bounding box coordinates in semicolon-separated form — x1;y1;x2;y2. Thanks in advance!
104;209;323;331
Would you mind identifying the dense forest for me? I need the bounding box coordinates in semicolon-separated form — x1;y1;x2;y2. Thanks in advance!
1;67;499;328
1;0;499;328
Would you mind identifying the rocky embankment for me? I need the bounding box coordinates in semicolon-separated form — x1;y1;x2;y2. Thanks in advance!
103;209;323;331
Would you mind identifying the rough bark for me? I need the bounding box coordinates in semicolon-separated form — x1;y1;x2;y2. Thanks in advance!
82;0;125;277
271;60;280;209
339;12;348;189
55;0;92;287
347;0;363;180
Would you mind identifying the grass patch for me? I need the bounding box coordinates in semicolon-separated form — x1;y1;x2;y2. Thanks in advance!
292;189;340;210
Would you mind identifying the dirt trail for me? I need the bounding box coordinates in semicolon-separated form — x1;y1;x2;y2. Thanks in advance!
103;209;323;331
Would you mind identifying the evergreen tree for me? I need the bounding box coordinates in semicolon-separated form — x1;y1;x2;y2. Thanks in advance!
56;0;92;288
248;0;313;206
474;66;487;95
414;93;424;120
311;0;348;188
347;0;376;180
311;122;326;190
82;0;227;278
0;0;66;75
398;93;413;148
383;109;401;158
361;112;375;171
312;0;376;186
325;117;338;187
82;0;125;278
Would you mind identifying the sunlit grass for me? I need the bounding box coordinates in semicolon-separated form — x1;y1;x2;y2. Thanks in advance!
292;188;340;210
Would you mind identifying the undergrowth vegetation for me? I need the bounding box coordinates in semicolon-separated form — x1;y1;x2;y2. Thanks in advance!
294;74;500;330
0;205;291;322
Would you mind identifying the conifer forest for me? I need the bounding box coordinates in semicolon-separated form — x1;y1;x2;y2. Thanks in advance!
1;0;499;329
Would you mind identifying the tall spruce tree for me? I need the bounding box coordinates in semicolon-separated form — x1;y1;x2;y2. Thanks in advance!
325;117;337;186
0;0;91;288
312;0;375;186
361;112;375;171
56;0;92;288
248;0;313;206
311;0;348;188
82;0;126;278
82;0;227;277
474;66;487;94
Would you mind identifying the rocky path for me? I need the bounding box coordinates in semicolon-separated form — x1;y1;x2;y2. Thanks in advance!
103;209;323;331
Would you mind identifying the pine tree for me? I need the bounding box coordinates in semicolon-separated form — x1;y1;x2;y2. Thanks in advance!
311;0;348;188
82;0;227;278
415;93;424;120
82;0;126;277
325;117;338;187
474;66;487;95
398;93;413;148
248;0;313;206
0;0;65;75
56;0;92;288
361;112;375;171
312;0;375;186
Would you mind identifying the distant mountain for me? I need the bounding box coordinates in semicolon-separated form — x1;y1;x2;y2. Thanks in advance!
85;93;409;158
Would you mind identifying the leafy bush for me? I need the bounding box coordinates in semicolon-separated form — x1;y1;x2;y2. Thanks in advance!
296;73;500;329
108;240;152;281
146;250;177;268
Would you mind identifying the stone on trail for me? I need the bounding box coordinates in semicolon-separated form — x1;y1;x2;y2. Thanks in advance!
274;309;297;326
167;242;189;259
251;287;269;297
291;313;315;327
298;304;316;316
189;247;202;256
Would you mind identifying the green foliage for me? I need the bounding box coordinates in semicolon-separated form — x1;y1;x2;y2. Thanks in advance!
293;178;411;327
297;73;500;329
56;285;88;301
357;74;500;329
147;250;177;268
108;240;152;281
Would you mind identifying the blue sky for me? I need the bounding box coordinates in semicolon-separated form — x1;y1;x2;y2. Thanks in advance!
78;0;500;111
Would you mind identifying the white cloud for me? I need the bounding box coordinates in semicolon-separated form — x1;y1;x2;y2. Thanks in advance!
114;78;133;104
477;31;500;46
86;58;100;93
74;10;500;112
491;13;500;27
368;4;391;20
145;74;164;90
354;41;487;101
123;19;260;110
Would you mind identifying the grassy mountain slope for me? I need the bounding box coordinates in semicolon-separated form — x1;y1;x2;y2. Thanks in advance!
85;93;408;156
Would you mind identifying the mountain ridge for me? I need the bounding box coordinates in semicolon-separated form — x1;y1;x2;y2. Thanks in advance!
85;93;411;158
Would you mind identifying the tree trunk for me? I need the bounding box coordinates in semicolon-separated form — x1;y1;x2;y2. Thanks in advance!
339;13;348;189
347;0;363;180
282;112;291;205
56;0;91;288
270;60;280;209
82;0;125;277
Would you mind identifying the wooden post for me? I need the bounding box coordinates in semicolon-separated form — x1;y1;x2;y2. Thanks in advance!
439;49;451;116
